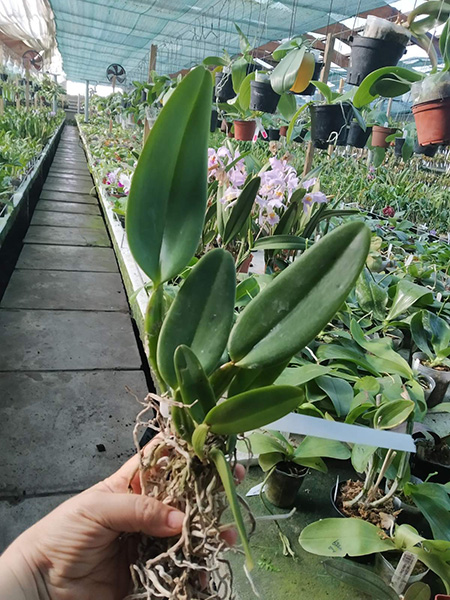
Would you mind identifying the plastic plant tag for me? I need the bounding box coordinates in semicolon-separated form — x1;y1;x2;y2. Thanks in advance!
390;551;418;594
246;482;265;497
265;414;416;453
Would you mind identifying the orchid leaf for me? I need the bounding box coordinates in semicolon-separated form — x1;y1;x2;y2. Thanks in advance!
210;448;253;570
386;280;433;321
232;56;248;94
270;46;306;94
299;518;395;556
223;177;260;245
316;375;354;417
278;92;298;120
323;558;400;600
404;482;450;542
294;436;350;460
287;102;310;142
174;345;216;423
312;81;333;103
374;399;415;430
230;222;371;369
252;235;306;250
275;364;332;386
353;67;423;108
127;66;211;285
204;385;305;434
157;249;236;387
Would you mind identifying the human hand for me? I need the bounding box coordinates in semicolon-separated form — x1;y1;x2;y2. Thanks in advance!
0;442;244;600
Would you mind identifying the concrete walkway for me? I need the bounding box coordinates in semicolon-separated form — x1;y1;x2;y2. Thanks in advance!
0;125;148;551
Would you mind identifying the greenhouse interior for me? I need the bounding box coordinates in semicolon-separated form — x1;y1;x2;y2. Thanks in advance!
1;0;450;598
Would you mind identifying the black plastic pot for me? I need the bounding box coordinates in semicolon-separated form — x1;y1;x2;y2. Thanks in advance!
395;137;406;157
268;127;280;141
265;462;307;508
210;108;218;133
413;352;450;407
347;121;372;148
0;73;8;82
215;72;235;102
310;103;352;147
347;36;407;86
249;80;280;114
301;61;324;96
414;141;439;157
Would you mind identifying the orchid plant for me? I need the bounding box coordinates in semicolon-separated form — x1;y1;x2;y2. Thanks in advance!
123;65;371;598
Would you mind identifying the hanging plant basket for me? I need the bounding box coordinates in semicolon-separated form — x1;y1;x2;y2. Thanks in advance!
233;120;256;141
214;72;235;102
347;121;372;148
347;36;407;86
412;97;450;146
371;125;396;148
310;103;352;147
249;80;280;113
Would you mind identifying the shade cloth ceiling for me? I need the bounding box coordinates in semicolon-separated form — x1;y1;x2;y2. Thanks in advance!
47;0;395;84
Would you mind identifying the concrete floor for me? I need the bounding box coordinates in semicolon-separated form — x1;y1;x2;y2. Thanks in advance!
0;126;149;551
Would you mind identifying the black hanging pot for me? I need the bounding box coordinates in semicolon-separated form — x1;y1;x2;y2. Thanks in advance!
0;73;8;82
249;80;280;114
19;78;26;86
347;36;407;86
310;103;352;146
414;141;439;157
301;62;324;96
215;72;235;102
394;137;406;157
268;127;280;141
347;121;372;147
210;108;218;133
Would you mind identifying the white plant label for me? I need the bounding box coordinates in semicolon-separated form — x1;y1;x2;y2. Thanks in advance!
390;551;418;593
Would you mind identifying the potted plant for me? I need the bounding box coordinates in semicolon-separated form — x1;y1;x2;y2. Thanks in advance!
270;36;315;96
124;65;372;595
347;119;372;148
411;18;450;146
247;430;350;508
308;82;358;147
299;519;450;593
249;71;280;113
347;16;410;86
411;310;450;407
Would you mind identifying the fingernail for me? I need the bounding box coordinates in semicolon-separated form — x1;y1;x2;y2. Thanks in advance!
167;510;184;531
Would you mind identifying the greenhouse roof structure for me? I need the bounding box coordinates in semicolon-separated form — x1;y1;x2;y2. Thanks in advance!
49;0;405;83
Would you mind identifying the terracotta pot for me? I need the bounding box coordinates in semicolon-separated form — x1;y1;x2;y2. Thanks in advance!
279;126;288;137
233;120;256;141
412;97;450;146
372;125;396;148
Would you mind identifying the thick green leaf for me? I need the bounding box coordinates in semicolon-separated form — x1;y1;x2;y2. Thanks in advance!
404;482;450;542
387;280;433;321
204;385;305;434
270;47;306;94
293;456;328;472
299;518;395;556
229;222;371;369
223;177;260;245
323;559;400;600
373;399;415;430
157;249;236;387
312;81;333;104
236;72;255;111
278;92;298;120
235;276;260;308
174;345;216;423
353;67;423;108
227;360;289;397
274;197;302;236
203;56;229;67
403;582;431;600
127;66;212;285
210;448;253;570
259;451;285;471
275;364;332;386
440;19;450;70
316;375;354;417
232;57;248;94
317;344;380;376
411;310;450;359
252;235;306;251
294;436;350;460
272;37;304;61
356;268;387;321
248;432;291;456
351;443;376;473
402;136;414;161
287;102;310;142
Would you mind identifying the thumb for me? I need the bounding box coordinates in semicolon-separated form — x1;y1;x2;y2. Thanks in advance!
80;490;185;538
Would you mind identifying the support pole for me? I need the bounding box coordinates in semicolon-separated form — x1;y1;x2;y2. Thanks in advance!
25;68;30;109
77;93;80;113
84;80;89;123
303;32;335;177
143;44;158;145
